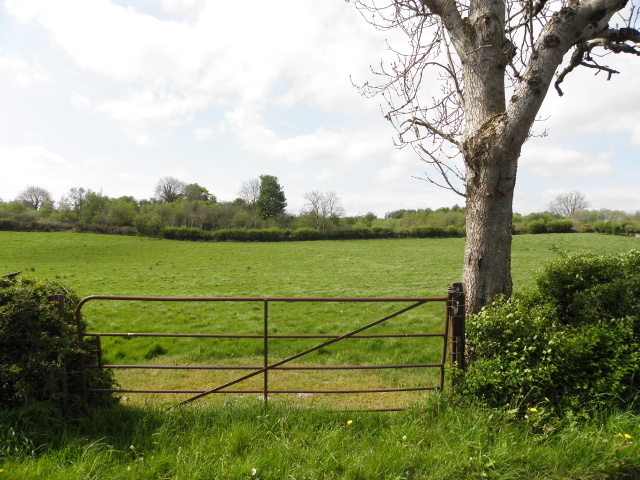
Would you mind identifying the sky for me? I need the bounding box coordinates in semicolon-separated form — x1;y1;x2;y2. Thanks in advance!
0;0;639;217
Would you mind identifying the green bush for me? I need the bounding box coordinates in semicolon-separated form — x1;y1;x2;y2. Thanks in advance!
290;227;320;241
162;226;212;241
527;219;547;234
461;250;640;412
0;275;117;413
546;219;574;233
0;218;18;231
411;226;447;238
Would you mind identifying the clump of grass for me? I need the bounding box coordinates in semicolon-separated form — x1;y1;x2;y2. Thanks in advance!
143;343;168;360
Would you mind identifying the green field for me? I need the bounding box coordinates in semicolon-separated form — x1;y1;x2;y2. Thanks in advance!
3;231;640;479
1;232;638;410
2;232;636;298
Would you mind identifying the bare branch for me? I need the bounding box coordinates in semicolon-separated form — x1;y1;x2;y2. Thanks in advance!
555;27;640;95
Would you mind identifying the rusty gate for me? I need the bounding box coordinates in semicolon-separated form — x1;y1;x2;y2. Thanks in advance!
75;283;465;411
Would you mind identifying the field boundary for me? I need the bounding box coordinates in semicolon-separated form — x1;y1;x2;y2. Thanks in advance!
73;284;465;411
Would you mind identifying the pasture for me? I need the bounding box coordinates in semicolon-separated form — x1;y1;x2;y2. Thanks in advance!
1;232;638;410
2;231;640;480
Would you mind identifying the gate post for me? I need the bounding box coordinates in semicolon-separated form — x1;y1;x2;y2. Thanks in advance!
447;283;466;371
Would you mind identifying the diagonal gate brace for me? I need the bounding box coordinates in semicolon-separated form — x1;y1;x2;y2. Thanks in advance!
169;300;428;410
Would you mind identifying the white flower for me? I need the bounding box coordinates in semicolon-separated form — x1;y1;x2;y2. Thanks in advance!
251;468;257;476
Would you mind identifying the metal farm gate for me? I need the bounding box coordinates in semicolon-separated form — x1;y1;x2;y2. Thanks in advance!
75;283;465;411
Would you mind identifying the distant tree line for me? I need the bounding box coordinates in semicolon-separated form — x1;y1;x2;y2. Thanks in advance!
0;183;638;241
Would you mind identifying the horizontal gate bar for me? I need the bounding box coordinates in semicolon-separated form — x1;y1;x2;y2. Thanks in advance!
90;386;440;394
87;363;443;370
77;295;447;306
84;332;445;338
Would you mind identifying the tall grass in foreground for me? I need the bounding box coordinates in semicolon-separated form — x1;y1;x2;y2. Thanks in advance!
3;396;640;480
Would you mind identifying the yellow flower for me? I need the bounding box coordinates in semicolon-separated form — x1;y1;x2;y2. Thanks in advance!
529;408;538;413
347;420;353;425
544;397;550;402
625;434;632;439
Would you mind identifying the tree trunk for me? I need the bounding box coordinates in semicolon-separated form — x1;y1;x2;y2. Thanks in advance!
463;138;518;314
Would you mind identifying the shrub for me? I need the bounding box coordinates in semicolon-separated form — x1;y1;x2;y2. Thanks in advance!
0;275;117;413
526;219;547;234
290;227;320;241
546;219;574;233
411;226;447;238
162;226;211;241
0;218;17;231
461;250;640;413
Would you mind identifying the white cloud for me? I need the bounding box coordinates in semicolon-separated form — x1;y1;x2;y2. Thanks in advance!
159;0;203;15
519;144;615;178
0;54;48;87
70;91;91;109
4;0;391;145
0;145;72;199
0;145;70;170
193;122;226;141
225;106;398;167
537;54;640;139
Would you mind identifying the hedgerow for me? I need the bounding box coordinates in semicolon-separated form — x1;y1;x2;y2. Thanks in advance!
461;250;640;413
0;275;117;413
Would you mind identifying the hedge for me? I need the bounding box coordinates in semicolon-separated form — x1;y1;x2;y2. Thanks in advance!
0;275;117;413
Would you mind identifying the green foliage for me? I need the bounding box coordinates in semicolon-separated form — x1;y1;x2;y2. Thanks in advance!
462;250;640;412
0;423;35;459
0;218;18;231
256;175;287;220
290;227;320;241
526;219;547;234
0;275;117;412
161;226;212;241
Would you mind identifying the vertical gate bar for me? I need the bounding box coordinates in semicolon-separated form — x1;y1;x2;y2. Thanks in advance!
440;288;452;390
263;300;269;406
96;335;103;368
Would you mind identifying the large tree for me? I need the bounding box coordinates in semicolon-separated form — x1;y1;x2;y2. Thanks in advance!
256;175;287;220
302;190;345;233
16;186;53;211
154;176;186;204
352;0;639;313
548;190;590;218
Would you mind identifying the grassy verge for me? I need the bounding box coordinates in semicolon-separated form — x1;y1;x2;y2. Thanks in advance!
3;396;640;480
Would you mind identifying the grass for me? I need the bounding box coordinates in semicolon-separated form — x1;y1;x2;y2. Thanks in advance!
3;398;640;479
2;232;640;479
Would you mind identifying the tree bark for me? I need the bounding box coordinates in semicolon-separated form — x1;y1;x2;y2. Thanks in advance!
462;117;520;313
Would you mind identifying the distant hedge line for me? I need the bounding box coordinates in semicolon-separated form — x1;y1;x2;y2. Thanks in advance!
1;216;635;241
0;218;466;241
160;225;467;242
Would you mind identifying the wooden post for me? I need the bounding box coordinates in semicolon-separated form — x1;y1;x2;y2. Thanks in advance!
447;283;466;371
